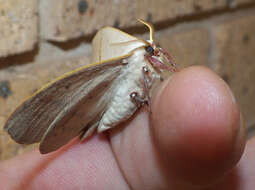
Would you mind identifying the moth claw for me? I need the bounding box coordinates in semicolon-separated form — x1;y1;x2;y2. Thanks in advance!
142;66;149;74
130;92;148;107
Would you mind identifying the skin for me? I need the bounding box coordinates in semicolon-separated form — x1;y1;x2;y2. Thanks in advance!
0;66;253;190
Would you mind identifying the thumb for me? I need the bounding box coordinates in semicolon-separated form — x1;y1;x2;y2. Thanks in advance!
151;66;245;188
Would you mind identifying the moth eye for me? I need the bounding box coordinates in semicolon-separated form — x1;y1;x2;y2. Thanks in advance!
145;46;154;55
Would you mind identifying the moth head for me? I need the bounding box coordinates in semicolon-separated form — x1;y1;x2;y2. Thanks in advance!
137;18;178;73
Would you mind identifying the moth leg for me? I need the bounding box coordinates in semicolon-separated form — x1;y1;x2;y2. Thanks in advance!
158;47;179;71
130;92;149;107
142;66;154;105
129;66;152;107
79;121;99;141
145;54;177;73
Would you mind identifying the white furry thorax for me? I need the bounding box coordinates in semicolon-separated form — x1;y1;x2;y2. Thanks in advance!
97;48;159;132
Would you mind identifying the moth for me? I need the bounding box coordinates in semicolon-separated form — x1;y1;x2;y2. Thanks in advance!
4;19;178;154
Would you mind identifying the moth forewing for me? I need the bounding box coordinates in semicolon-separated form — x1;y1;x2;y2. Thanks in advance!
92;27;147;63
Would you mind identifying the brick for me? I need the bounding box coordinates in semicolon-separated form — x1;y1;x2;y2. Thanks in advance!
212;14;255;128
156;27;210;68
40;0;254;41
230;0;254;7
0;0;38;57
0;55;90;160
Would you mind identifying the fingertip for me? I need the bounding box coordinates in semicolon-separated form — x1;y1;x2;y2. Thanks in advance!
151;66;245;187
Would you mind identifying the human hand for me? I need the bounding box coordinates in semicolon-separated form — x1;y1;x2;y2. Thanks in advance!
0;66;250;190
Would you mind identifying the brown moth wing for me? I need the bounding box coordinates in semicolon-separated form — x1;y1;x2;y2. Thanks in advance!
40;28;147;153
39;63;121;154
4;60;122;146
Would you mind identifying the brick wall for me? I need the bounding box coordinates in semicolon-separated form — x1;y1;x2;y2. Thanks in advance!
0;0;255;160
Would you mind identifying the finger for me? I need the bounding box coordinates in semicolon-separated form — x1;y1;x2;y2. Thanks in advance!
110;66;245;189
0;136;130;190
152;66;245;187
207;137;255;190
